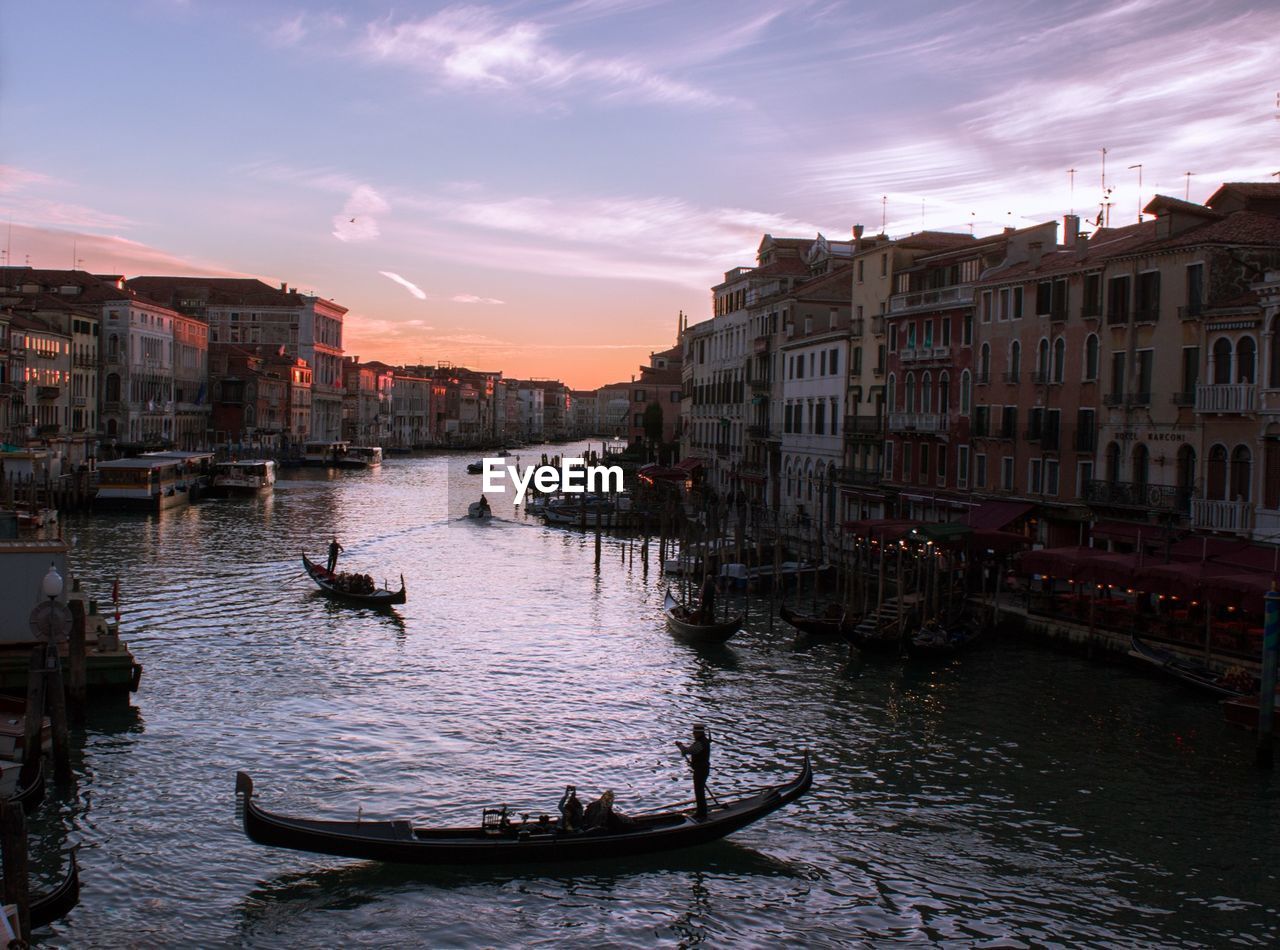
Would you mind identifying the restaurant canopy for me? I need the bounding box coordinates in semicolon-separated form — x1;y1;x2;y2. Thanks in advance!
1133;560;1240;598
843;518;916;542
961;501;1032;532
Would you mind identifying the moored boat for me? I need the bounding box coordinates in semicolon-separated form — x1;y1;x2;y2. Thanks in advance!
93;457;193;510
301;441;351;467
235;754;811;865
29;849;80;929
1221;693;1280;729
341;446;384;469
1128;636;1256;697
779;604;852;639
906;619;980;659
467;501;493;521
662;590;742;644
211;459;276;495
302;554;406;607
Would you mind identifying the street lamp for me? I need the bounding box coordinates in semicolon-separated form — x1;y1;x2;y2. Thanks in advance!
42;563;63;602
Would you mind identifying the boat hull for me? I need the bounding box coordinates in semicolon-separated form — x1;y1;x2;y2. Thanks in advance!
237;756;810;866
302;555;406;607
663;591;741;643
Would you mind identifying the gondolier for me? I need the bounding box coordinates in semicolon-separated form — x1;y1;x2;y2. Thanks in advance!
327;537;343;573
677;724;712;819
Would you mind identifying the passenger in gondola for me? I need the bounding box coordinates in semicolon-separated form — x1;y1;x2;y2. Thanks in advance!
582;790;633;831
478;494;491;516
327;537;343;573
558;785;584;832
698;572;717;624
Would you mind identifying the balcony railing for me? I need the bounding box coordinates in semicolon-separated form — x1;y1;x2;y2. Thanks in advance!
888;286;974;314
1103;393;1125;407
887;412;949;433
37;386;60;400
835;467;881;486
747;424;771;439
72;396;87;407
1081;302;1102;320
750;378;771;393
844;415;883;436
1084;479;1191;513
1192;497;1254;534
900;348;919;363
1049;307;1067;323
1195;383;1257;414
1126;392;1151;407
754;335;770;354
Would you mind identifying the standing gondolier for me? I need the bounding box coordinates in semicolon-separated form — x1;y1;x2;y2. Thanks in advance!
326;537;343;573
676;724;712;819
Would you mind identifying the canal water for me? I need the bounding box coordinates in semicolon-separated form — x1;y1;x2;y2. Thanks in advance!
30;443;1280;946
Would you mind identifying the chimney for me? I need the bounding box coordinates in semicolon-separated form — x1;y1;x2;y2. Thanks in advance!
1027;242;1042;269
1063;214;1079;247
852;223;864;253
280;282;287;292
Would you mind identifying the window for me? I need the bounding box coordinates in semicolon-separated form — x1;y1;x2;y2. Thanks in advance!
784;403;793;433
973;404;989;436
1084;334;1099;380
936;445;947;484
960;371;971;415
1108;275;1131;324
889;325;898;352
853;347;863;374
1111;352;1126;397
1136;349;1153;402
857;260;864;283
1135;271;1161;322
634;389;646;401
958;445;970;488
1132;443;1150;487
1009;341;1021;380
1078;460;1094;496
814;402;825;435
1001;405;1017;438
920;444;930;479
1052;338;1066;382
1266;441;1280;509
830;349;839;376
979;343;990;381
1030;458;1043;493
1207;444;1228;499
820;351;827;375
1001;456;1015;490
634;413;644;426
981;291;993;324
963;314;973;346
1231;445;1252;501
1181;346;1200;399
1186;263;1204;315
1044;458;1059;496
975;453;988;488
880;254;888;277
670;390;680;402
884;441;894;478
1083;273;1102;317
1238;337;1257;383
1013;286;1025;320
902;443;913;483
1077;408;1096;452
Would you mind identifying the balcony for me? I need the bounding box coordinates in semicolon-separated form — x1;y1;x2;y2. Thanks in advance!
37;386;60;400
1049;307;1067;324
1084;479;1191;513
750;377;771;393
1081;302;1102;320
888;286;974;315
844;415;883;436
1178;303;1204;321
1195;383;1256;414
887;412;949;433
900;348;919;363
36;424;60;436
747;424;772;440
73;396;87;407
1192;497;1254;534
1126;392;1151;407
1103;393;1125;407
753;335;771;354
835;467;881;487
1134;307;1159;324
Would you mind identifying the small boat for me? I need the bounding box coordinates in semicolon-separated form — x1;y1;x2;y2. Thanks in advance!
30;849;80;930
906;620;980;659
1128;636;1256;697
301;441;351;467
663;590;742;644
302;554;406;607
847;619;906;654
467;502;493;521
341;446;384;469
779;604;851;639
235;754;810;865
466;461;485;474
1221;693;1280;730
211;459;276;495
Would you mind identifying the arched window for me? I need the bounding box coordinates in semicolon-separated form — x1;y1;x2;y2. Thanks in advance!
1132;443;1149;488
1105;442;1121;484
1085;334;1099;380
1176;444;1196;495
105;373;120;403
921;372;933;414
1237;337;1256;383
1207;445;1228;500
805;460;814;501
108;334;119;361
785;458;794;498
906;372;916;413
1053;338;1066;382
887;374;897;412
960;370;971;415
939;371;950;414
1037;338;1049;374
1010;341;1021;379
1270;318;1280;387
1231;445;1252;501
980;343;991;380
1212;337;1232;385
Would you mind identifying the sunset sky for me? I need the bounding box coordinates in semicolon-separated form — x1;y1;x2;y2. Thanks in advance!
2;1;1277;387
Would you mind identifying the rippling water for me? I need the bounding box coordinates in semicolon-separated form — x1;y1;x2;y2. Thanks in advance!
27;443;1280;946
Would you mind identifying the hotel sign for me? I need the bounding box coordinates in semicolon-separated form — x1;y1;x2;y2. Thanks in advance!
1114;429;1192;441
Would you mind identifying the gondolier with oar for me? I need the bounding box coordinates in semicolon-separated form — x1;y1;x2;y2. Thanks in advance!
326;537;343;573
676;724;712;820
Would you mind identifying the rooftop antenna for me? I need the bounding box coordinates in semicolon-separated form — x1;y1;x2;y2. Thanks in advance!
1100;147;1107;194
1184;171;1195;201
1128;164;1143;222
1067;168;1077;215
969;211;976;236
881;195;887;233
3;216;11;267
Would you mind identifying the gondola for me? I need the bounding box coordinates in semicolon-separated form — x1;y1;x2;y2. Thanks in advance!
236;754;810;866
30;849;80;929
467;502;493;521
302;555;406;607
1127;636;1255;697
11;758;46;815
466;461;485;474
779;604;851;639
663;590;742;644
906;620;980;659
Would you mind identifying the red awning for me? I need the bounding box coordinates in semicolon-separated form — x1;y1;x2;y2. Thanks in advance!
962;500;1033;531
972;529;1031;554
1210;543;1280;573
843;518;916;541
1168;536;1250;562
637;464;685;480
675;457;704;472
1019;545;1107;578
1134;560;1240;598
737;474;765;485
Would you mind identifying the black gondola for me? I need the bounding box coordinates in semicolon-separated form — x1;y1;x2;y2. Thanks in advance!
779;604;853;640
906;620;980;659
236;754;810;866
1128;636;1255;697
663;590;742;644
302;554;406;607
30;849;80;930
12;758;46;814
